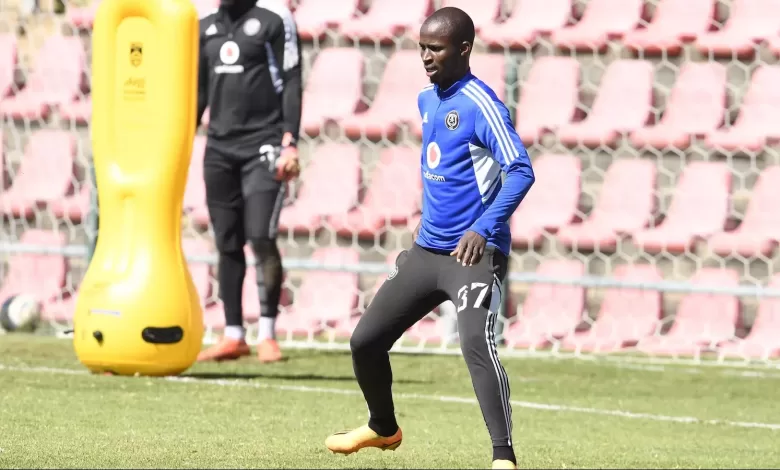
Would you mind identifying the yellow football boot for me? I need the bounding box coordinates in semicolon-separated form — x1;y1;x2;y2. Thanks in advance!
325;424;403;455
492;459;517;469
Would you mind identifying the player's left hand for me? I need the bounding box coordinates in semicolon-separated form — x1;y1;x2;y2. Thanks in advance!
275;145;300;181
451;231;486;267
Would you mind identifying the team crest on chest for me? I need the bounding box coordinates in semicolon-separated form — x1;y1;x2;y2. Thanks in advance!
243;18;261;36
445;110;459;130
426;142;441;169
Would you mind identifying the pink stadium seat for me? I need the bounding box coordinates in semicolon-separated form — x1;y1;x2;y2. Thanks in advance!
67;0;100;29
557;59;654;147
560;264;662;353
338;0;431;43
1;230;67;310
0;34;17;101
719;274;780;360
708;166;780;258
183;237;213;310
59;96;92;124
301;48;364;137
294;0;359;39
49;182;91;223
193;0;219;17
341;50;430;140
622;0;714;54
401;0;500;41
551;0;644;51
0;35;86;120
328;146;421;238
637;268;739;357
479;0;572;49
515;56;580;145
504;259;586;350
183;136;207;216
278;143;361;234
704;65;780;152
695;0;780;57
276;247;360;336
556;159;656;252
631;162;731;254
0;130;76;219
510;153;580;247
630;62;727;149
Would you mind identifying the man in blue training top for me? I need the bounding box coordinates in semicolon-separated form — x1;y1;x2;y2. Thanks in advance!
325;7;535;469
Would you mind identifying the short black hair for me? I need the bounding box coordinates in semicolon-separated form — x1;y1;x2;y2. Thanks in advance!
422;6;475;46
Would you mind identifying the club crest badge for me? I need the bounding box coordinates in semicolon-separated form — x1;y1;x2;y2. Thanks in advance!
445;110;459;130
130;43;143;67
243;18;261;36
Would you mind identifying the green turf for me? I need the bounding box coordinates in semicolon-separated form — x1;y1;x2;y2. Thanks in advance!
1;334;779;469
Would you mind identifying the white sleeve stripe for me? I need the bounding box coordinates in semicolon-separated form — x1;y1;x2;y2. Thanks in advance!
463;85;512;166
255;0;299;71
465;82;518;163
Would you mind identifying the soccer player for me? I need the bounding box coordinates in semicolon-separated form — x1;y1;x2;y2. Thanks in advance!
324;7;535;470
194;0;302;363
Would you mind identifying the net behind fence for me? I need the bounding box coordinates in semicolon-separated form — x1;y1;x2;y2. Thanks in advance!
2;0;780;367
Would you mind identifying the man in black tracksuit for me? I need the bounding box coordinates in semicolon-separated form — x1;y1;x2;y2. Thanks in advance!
195;0;302;363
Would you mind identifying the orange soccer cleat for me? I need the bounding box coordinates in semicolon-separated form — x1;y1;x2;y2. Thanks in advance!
196;337;251;362
256;338;283;363
325;424;403;455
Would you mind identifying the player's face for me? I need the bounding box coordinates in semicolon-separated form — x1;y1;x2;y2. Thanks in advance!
419;22;466;86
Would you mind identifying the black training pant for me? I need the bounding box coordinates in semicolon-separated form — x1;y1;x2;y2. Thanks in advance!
204;143;286;326
350;243;514;448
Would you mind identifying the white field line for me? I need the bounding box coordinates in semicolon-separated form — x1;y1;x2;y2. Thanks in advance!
2;363;779;431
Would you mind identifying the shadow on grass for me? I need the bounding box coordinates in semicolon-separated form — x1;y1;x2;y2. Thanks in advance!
183;371;429;384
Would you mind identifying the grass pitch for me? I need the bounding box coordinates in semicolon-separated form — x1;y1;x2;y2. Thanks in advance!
1;334;779;469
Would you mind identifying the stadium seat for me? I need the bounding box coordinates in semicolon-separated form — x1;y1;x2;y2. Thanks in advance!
559;263;662;353
300;48;364;137
504;259;586;350
695;0;780;57
193;0;219;17
514;56;580;145
404;0;500;41
0;230;67;311
340;50;430;140
49;182;91;224
557;59;654;147
636;268;740;357
630;62;727;150
631;162;731;254
183;136;208;226
183;238;213;309
293;0;359;40
278;143;361;235
556;158;656;252
328;146;421;238
704;65;780;152
708;166;780;258
0;130;76;219
0;35;86;121
276;247;360;337
66;0;100;29
622;0;714;55
59;96;92;124
718;274;780;360
0;34;17;101
551;0;644;51
510;153;580;248
337;0;432;43
479;0;572;49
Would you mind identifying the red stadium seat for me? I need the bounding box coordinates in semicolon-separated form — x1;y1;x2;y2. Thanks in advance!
695;0;780;57
515;56;580;145
510;153;580;247
551;0;644;51
630;62;727;150
338;0;432;43
704;65;780;152
719;274;780;360
556;158;656;252
0;35;86;120
708;166;780;258
1;230;67;310
631;162;731;254
622;0;714;55
59;96;92;124
328;146;421;238
294;0;359;40
183;136;208;221
278;143;361;235
479;0;572;49
504;259;586;350
0;130;76;219
340;50;430;140
557;59;653;147
0;34;17;101
276;247;360;336
301;48;364;137
559;264;662;353
636;268;739;357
